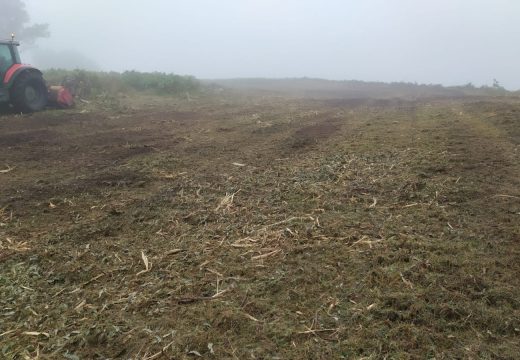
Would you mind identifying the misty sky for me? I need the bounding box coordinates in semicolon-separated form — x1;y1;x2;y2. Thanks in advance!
24;0;520;89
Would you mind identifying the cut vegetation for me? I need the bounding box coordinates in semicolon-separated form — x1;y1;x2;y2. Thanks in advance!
0;90;519;359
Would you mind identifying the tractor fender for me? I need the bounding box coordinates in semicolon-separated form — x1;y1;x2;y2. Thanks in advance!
3;65;44;88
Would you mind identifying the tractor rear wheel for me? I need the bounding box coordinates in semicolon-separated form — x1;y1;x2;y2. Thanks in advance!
11;72;48;112
0;102;10;113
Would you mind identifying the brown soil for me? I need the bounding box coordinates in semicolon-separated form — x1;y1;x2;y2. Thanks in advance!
0;94;519;359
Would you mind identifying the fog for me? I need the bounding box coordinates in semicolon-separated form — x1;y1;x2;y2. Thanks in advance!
24;0;520;89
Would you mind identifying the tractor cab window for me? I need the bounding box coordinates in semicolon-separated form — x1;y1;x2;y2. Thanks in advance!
0;44;14;74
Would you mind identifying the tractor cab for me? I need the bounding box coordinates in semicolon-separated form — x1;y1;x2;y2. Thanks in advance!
0;40;21;74
0;40;19;102
0;36;47;112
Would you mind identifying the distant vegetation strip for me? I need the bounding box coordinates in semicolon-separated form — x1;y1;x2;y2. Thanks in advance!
43;69;201;97
42;70;516;99
208;78;514;98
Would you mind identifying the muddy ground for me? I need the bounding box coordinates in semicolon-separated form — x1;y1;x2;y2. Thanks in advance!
0;94;519;359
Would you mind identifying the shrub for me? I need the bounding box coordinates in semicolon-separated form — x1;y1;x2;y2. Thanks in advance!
42;69;200;98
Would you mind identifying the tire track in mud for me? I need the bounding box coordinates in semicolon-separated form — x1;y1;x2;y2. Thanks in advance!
450;105;519;191
451;106;520;245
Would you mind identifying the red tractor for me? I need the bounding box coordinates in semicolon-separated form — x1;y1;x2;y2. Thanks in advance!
0;36;48;112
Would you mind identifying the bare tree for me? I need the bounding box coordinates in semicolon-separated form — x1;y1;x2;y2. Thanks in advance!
0;0;49;43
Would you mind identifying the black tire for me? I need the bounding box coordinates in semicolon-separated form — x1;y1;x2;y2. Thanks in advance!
0;102;11;114
10;71;48;113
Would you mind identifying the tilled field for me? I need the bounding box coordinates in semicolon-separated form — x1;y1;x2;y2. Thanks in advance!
1;94;519;359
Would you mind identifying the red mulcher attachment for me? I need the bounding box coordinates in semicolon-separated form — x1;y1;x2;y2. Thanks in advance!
48;85;74;108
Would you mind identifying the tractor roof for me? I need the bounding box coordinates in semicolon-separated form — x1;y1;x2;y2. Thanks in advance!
0;40;20;46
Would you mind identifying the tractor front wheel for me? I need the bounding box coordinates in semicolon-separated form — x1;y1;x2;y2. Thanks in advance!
11;72;48;113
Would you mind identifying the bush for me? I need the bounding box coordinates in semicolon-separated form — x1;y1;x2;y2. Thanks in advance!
120;71;200;93
42;69;201;98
